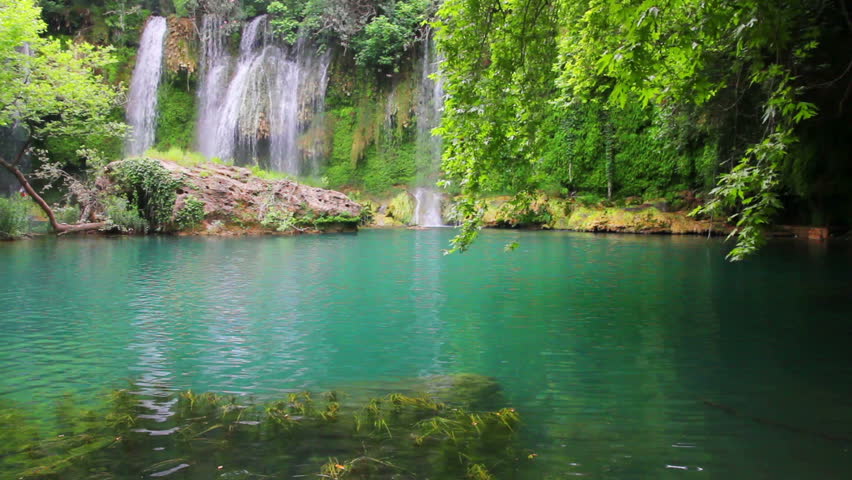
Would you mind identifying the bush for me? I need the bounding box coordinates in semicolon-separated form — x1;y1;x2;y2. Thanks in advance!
0;195;31;239
103;195;149;233
261;207;296;232
55;204;80;224
575;193;604;206
109;158;182;231
352;0;432;71
174;195;205;230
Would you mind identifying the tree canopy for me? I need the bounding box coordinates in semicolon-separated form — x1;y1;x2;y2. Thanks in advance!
0;0;124;232
435;0;849;258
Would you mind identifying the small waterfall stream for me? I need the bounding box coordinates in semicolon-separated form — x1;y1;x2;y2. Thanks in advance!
197;16;330;175
125;16;167;156
413;35;445;226
413;188;444;227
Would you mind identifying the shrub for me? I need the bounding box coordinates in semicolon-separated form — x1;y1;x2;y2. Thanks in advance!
174;195;205;230
102;195;149;233
575;193;604;206
109;158;182;231
261;207;296;232
0;195;31;239
54;204;81;224
352;0;432;71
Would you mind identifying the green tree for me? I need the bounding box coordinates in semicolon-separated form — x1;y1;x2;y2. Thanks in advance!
435;0;825;259
352;0;433;71
434;0;562;252
0;0;124;234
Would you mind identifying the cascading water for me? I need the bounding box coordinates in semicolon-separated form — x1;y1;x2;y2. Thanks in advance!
413;188;445;227
196;15;231;158
125;16;167;157
198;16;331;175
213;15;272;163
413;34;446;226
269;37;331;174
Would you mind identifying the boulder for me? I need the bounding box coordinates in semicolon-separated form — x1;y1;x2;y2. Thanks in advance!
100;158;361;233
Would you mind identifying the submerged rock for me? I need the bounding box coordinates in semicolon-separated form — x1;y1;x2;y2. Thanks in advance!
422;373;505;411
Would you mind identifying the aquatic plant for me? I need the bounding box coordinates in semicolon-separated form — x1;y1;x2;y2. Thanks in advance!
0;384;527;480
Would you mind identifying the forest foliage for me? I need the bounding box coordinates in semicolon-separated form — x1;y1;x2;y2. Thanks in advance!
435;0;851;257
2;0;850;254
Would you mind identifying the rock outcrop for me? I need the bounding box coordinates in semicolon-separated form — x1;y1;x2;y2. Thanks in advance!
101;158;361;234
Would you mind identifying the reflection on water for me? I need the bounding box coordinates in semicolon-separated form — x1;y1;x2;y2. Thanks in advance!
1;231;851;478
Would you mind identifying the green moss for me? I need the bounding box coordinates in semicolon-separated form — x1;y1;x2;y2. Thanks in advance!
387;191;414;225
154;81;197;152
321;69;418;195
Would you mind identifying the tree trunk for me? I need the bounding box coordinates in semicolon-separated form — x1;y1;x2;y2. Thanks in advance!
0;154;105;235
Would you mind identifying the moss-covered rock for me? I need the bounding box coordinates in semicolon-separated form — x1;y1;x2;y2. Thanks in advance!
387;191;415;225
479;195;728;235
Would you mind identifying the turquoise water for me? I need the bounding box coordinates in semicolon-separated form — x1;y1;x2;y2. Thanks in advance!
1;230;851;478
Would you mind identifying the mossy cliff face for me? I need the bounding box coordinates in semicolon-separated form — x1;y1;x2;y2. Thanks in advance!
322;56;422;195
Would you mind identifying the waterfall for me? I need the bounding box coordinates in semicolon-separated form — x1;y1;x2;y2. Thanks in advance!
413;188;444;227
125;16;167;157
413;34;446;226
213;15;272;164
269;37;331;175
196;15;231;158
197;16;331;175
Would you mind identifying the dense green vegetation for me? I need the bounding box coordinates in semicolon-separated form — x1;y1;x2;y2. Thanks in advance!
2;0;850;255
435;0;852;257
0;0;124;233
0;195;32;238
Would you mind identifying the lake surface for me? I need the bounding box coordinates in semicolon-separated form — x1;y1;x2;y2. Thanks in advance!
1;230;851;478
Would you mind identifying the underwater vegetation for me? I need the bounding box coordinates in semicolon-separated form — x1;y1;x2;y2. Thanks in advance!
0;376;532;479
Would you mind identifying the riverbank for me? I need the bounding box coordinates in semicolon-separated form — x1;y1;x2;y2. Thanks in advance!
358;191;728;235
1;158;363;239
8;159;845;240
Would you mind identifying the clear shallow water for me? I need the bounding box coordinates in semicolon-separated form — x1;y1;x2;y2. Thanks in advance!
1;230;851;478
